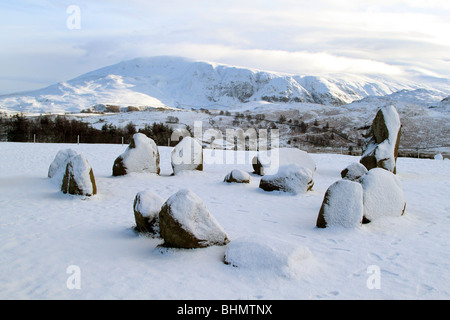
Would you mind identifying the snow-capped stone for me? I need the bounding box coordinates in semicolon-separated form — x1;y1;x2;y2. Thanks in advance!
224;235;312;277
360;105;402;174
252;148;316;176
224;169;251;184
259;164;314;195
341;162;368;181
159;189;229;248
360;168;406;222
48;149;79;182
171;136;203;175
113;133;160;176
61;154;97;196
133;190;165;235
316;179;364;228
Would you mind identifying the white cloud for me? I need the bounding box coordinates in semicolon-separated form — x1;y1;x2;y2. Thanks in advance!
0;0;449;94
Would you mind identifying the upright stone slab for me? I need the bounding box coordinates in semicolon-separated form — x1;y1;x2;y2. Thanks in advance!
48;149;79;181
133;190;165;235
171;136;203;175
360;105;402;174
316;179;364;228
359;168;406;223
61;154;97;196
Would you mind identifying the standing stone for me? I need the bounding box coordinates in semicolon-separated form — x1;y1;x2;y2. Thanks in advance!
113;133;160;176
171;136;203;175
259;164;314;195
224;169;251;184
359;168;406;223
341;162;368;181
360;105;401;174
159;189;229;249
61;154;97;196
48;149;79;181
316;179;364;228
133;190;165;235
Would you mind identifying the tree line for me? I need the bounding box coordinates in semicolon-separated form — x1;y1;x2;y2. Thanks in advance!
0;114;173;145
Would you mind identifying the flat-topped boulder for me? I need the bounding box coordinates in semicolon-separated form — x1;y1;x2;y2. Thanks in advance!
224;169;251;184
259;164;314;195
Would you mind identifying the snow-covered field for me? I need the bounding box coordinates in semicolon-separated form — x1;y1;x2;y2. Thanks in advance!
0;142;449;300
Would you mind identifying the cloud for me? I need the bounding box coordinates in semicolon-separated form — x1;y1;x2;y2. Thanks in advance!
0;0;449;94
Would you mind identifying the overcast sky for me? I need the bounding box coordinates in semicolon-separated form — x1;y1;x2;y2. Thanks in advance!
0;0;449;94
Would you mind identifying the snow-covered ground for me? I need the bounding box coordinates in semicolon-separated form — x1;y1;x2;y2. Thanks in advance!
0;142;449;299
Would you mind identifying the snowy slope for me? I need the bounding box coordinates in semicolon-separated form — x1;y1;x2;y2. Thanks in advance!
0;142;449;299
0;56;440;114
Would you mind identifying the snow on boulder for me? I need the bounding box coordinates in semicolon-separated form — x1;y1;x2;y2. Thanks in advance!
48;149;79;182
252;147;316;176
360;105;402;174
360;168;406;222
224;235;313;278
224;169;251;184
341;162;368;181
434;154;443;160
61;154;97;196
159;189;229;248
316;179;364;228
171;136;203;175
113;133;160;176
259;164;314;195
133;190;165;235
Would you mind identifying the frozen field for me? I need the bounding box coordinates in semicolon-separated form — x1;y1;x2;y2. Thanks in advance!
0;142;449;299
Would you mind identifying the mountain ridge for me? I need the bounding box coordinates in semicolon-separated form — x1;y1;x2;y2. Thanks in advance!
0;55;448;114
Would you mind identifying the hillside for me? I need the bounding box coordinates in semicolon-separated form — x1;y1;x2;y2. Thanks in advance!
1;56;445;114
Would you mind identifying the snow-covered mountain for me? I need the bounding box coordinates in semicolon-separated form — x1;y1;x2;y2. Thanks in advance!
1;56;447;114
